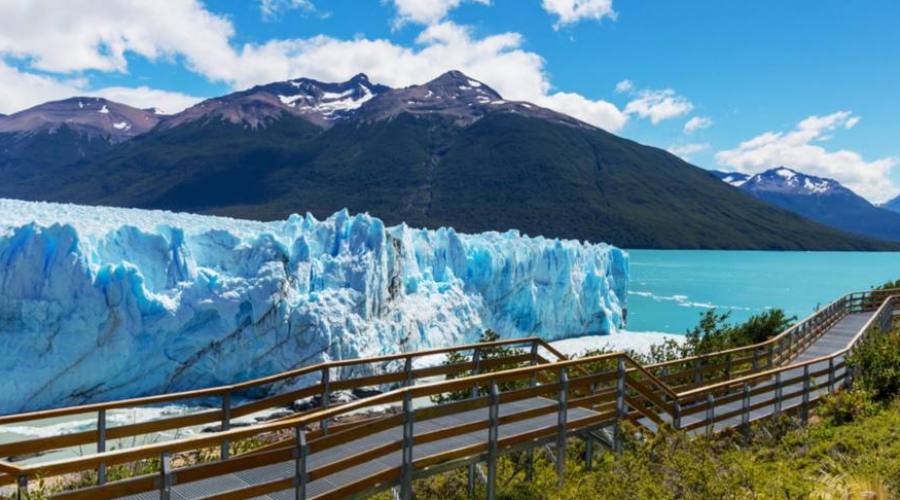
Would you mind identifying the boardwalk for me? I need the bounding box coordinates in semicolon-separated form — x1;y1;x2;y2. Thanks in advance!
121;398;599;500
680;311;872;434
0;288;895;499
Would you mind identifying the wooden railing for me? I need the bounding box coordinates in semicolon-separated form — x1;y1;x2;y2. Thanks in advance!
0;288;896;499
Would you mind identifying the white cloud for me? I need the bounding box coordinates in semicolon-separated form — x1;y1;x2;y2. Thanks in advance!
259;0;316;20
542;0;616;29
389;0;491;27
684;116;712;134
667;143;710;161
0;0;236;75
89;87;201;114
0;1;628;130
538;92;628;131
614;79;632;93
715;111;898;203
0;61;200;114
624;88;693;124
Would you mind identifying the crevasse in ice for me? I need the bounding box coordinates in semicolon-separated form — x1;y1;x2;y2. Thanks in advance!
0;199;627;413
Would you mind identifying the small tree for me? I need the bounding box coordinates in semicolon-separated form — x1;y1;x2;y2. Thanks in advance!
430;330;527;403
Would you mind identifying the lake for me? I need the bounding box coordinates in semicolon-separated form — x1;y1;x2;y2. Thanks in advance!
625;250;900;334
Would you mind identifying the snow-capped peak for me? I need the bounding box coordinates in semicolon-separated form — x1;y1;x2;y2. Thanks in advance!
159;73;390;130
774;167;796;180
715;167;845;197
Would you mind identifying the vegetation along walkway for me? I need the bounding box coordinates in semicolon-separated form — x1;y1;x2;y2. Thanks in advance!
0;289;895;499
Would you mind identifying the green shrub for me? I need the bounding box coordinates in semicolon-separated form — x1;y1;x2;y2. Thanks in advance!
848;327;900;402
818;389;879;425
681;308;794;356
430;330;527;404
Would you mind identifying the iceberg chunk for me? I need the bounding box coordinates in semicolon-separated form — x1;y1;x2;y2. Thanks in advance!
0;199;628;413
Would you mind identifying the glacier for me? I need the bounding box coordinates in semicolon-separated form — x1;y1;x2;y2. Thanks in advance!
0;199;627;413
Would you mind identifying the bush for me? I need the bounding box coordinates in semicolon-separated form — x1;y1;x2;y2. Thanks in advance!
681;308;794;356
848;327;900;402
430;330;527;404
818;389;879;425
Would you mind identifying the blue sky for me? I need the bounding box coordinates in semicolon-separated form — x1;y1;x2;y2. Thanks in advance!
1;0;898;201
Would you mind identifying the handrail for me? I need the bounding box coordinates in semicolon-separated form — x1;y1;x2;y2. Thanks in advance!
646;292;852;374
677;293;896;398
1;287;896;498
0;335;548;424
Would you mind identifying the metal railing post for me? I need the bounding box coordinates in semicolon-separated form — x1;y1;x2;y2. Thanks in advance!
321;366;331;435
845;362;854;389
673;400;682;431
221;392;231;460
801;365;810;425
774;372;783;416
524;345;538;483
400;390;414;500
16;474;27;500
294;426;308;500
741;383;751;443
159;450;172;500
767;343;774;368
97;408;107;485
584;431;594;470
468;347;483;493
751;348;759;372
557;367;569;487
614;358;626;452
828;358;835;394
486;381;500;500
705;393;715;436
404;356;413;387
693;358;702;384
470;348;482;398
724;353;732;379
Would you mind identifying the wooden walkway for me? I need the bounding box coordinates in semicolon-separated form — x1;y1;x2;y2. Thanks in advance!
0;288;896;499
120;398;599;500
679;311;872;434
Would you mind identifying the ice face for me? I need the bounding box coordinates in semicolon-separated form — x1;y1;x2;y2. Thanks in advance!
0;199;628;413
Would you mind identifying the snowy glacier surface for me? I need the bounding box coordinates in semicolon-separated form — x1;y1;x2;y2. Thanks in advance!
0;199;627;413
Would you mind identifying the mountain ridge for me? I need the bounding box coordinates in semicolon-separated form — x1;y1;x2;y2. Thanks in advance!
0;72;895;251
712;167;900;242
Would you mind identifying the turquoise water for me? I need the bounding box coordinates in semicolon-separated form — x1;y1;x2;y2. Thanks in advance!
626;250;900;334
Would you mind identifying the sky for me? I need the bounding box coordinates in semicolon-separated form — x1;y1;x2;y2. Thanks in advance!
0;0;898;202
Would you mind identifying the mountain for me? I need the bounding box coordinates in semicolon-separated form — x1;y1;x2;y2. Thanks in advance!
0;72;893;250
880;194;900;214
0;97;162;184
712;167;900;242
158;73;389;130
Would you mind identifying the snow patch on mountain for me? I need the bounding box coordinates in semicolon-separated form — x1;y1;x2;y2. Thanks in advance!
0;199;627;413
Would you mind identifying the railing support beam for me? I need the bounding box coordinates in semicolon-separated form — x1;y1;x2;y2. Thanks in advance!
400;391;414;500
221;392;231;460
557;368;569;487
159;451;172;500
97;408;107;485
294;426;308;500
741;383;751;444
614;359;626;452
486;381;500;500
321;367;331;435
801;365;810;425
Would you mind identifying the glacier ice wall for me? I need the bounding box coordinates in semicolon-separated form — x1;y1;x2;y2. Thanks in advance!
0;199;627;413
